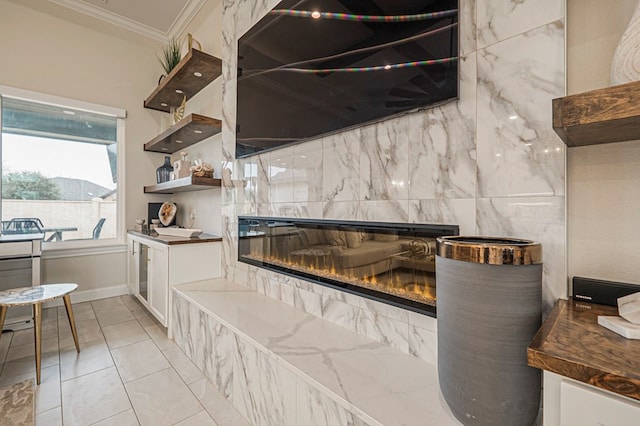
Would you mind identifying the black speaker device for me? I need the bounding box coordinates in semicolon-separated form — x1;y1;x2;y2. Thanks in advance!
572;276;640;307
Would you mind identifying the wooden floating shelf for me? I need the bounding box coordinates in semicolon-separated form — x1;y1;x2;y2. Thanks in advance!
144;113;221;153
144;48;222;113
553;80;640;147
144;176;221;194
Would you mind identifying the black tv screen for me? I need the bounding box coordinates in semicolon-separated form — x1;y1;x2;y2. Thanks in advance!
236;0;459;158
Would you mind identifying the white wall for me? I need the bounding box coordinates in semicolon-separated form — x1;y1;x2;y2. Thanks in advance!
166;0;224;234
0;0;160;292
566;0;640;287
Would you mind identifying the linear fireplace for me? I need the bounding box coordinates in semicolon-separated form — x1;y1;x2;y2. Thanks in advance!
238;217;459;316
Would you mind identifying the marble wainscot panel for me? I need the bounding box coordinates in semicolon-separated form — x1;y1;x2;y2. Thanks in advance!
459;0;477;56
477;0;565;49
408;53;477;202
360;116;410;202
476;20;565;199
293;140;323;203
173;280;461;426
322;128;361;206
173;291;237;398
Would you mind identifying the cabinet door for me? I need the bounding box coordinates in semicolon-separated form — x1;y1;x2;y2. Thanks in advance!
127;237;139;295
138;243;149;303
560;379;640;426
148;244;168;325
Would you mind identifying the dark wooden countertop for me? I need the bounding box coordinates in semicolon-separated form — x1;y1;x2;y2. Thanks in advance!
528;298;640;401
127;230;222;245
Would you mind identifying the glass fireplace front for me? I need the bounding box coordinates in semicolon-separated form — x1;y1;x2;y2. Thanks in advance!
238;216;459;316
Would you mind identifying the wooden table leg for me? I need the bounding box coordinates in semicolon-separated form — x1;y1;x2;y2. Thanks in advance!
0;306;6;345
33;302;42;385
62;294;80;353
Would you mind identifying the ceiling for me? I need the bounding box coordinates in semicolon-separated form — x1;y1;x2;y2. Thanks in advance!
47;0;207;41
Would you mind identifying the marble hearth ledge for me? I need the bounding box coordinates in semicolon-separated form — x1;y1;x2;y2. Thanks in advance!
173;279;460;426
528;299;640;401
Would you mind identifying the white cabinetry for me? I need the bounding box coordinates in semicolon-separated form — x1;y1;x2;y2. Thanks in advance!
148;244;168;323
544;371;640;426
127;233;220;336
127;236;168;323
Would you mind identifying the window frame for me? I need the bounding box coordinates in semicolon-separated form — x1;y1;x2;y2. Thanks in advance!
0;85;127;251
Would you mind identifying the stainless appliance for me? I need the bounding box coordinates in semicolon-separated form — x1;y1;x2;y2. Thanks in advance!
0;234;42;330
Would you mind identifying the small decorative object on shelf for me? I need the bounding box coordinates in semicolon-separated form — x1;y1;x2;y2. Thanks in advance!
156;156;174;183
134;219;146;232
158;202;177;227
189;159;214;178
174;151;191;179
186;33;201;51
172;95;186;124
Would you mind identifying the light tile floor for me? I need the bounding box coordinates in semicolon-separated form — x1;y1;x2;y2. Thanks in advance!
0;294;250;426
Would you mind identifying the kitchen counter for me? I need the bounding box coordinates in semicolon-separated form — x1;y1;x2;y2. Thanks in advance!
528;298;640;401
127;230;222;245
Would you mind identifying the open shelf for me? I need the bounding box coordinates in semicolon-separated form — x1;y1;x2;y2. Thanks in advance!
144;48;222;112
553;80;640;147
144;176;221;194
144;113;221;153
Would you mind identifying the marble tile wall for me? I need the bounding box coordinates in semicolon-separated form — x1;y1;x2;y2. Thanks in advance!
219;0;566;361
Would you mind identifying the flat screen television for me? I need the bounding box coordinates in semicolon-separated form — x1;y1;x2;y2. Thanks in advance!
236;0;459;158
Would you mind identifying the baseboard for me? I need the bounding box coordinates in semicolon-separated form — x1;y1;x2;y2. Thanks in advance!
43;283;130;308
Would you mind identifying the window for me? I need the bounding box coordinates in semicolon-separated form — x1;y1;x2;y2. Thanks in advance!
0;87;125;246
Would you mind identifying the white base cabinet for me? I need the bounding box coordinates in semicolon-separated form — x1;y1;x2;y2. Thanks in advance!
127;233;220;336
543;371;640;426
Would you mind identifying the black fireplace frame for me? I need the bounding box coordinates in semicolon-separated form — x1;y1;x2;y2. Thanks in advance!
238;216;459;317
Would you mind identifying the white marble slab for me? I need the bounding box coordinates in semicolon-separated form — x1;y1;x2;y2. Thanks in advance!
476;21;565;199
360;116;410;202
477;0;564;49
173;279;461;426
408;53;477;202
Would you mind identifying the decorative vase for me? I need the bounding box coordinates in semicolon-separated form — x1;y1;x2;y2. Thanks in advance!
611;0;640;85
436;236;543;426
156;156;174;183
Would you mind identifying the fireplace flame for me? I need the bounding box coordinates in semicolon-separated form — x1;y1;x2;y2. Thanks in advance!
242;253;436;306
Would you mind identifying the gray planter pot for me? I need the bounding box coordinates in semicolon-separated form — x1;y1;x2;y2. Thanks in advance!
436;236;542;426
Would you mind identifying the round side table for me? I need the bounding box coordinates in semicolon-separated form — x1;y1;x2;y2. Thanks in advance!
0;284;80;384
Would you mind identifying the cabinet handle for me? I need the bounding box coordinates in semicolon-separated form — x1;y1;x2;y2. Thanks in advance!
131;242;136;256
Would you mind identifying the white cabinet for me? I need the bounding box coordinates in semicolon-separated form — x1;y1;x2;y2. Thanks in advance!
148;244;168;323
127;236;168;323
127;233;221;335
543;372;640;426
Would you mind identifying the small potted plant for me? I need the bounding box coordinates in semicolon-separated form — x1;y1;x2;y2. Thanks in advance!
158;36;182;81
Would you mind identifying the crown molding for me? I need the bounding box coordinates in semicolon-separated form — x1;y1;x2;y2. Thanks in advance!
167;0;207;39
47;0;205;42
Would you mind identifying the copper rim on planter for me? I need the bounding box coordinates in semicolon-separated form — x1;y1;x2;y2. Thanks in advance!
436;236;542;265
